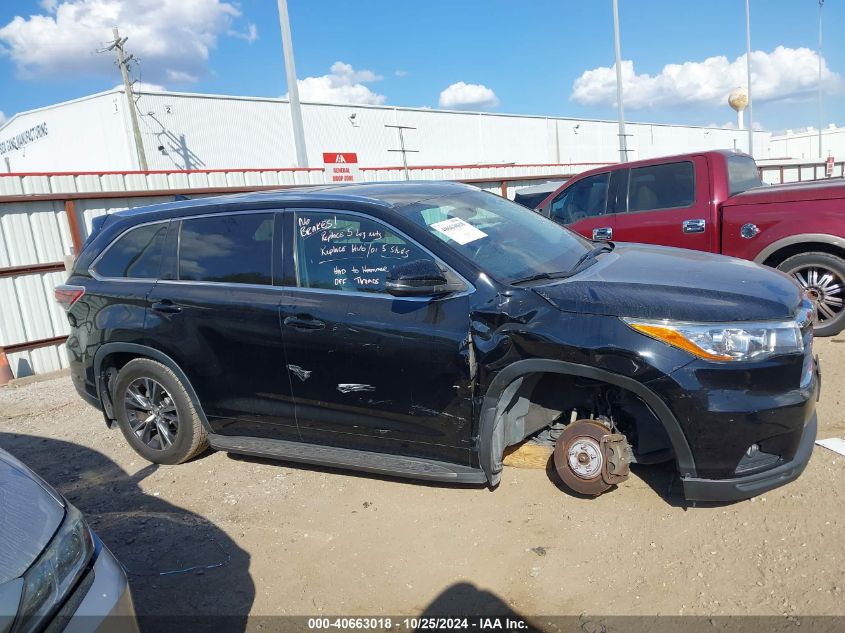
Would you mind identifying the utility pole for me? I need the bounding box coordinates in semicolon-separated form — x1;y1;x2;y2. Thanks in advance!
818;0;825;158
385;125;418;180
107;27;148;171
744;0;754;157
277;0;309;167
612;0;628;162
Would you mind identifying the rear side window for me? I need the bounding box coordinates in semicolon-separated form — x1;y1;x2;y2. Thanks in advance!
179;214;274;285
628;161;695;212
727;155;763;196
549;173;609;224
93;222;168;279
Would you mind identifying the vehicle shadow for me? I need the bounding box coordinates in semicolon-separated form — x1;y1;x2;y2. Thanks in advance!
0;433;254;633
544;454;732;509
418;582;542;631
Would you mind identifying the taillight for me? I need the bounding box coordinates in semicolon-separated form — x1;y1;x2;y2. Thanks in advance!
54;285;85;311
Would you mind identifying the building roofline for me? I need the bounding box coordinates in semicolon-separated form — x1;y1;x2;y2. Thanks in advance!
0;89;122;133
1;87;774;134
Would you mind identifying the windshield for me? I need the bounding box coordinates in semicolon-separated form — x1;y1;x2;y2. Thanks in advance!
399;190;592;283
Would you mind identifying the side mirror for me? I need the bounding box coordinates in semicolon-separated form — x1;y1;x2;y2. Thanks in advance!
385;259;449;297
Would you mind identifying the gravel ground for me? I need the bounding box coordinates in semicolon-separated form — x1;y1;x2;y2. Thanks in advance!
1;338;844;625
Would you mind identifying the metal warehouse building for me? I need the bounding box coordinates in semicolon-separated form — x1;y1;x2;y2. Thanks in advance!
0;88;773;173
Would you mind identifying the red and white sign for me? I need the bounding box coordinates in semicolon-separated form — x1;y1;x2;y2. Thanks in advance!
826;155;835;178
322;152;359;183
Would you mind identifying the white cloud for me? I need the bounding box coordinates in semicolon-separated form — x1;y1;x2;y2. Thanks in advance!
394;69;409;77
114;81;167;92
0;111;7;126
571;46;845;109
228;22;257;44
707;120;764;131
0;0;252;84
292;61;386;105
438;81;499;110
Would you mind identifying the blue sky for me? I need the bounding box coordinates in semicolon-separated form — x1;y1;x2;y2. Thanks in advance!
0;0;842;132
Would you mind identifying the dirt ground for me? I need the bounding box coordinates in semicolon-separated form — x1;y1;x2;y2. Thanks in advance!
1;338;844;626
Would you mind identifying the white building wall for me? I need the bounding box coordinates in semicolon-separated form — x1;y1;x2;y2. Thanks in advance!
768;125;845;160
0;88;771;173
0;92;132;173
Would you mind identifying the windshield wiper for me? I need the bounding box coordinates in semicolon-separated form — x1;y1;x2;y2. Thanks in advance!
510;242;614;286
567;241;615;273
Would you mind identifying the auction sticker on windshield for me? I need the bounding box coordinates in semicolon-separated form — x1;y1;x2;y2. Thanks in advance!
431;217;488;245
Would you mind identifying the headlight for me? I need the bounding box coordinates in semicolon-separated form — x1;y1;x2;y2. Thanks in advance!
14;504;94;633
622;317;805;362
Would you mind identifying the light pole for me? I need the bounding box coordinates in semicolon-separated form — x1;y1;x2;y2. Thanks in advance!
277;0;309;167
818;0;825;158
744;0;754;156
612;0;628;162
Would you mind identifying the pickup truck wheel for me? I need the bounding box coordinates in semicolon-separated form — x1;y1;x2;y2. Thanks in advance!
777;252;845;337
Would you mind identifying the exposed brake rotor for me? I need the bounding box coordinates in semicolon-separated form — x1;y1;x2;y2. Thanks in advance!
553;420;632;496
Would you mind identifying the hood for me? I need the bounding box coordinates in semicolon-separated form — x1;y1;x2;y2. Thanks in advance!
0;448;65;585
533;243;802;322
723;178;845;206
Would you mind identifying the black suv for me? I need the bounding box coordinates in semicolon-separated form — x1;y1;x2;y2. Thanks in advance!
57;182;819;501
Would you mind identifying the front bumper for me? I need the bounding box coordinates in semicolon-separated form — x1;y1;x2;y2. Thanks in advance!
681;412;817;501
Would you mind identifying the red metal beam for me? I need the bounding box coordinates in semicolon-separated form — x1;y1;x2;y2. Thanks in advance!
0;174;576;205
0;262;65;278
3;335;68;354
64;199;83;254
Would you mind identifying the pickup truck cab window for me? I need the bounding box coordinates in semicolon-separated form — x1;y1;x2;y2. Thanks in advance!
294;211;435;293
628;161;695;213
178;213;274;285
727;154;764;195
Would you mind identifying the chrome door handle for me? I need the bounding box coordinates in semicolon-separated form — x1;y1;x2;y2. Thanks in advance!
592;227;613;241
682;219;706;234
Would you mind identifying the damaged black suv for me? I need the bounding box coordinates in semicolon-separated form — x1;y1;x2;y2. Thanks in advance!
57;182;819;501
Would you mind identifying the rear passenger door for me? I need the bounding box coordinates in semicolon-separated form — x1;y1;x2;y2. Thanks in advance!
145;211;297;438
543;172;618;242
612;157;713;252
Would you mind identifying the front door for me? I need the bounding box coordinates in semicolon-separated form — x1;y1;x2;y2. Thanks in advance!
612;157;714;252
280;209;473;464
145;211;298;439
546;171;617;242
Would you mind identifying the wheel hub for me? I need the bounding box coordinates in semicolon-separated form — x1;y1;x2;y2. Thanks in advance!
567;439;602;479
790;265;844;324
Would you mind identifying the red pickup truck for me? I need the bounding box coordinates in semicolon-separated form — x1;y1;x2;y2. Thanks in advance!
536;150;845;335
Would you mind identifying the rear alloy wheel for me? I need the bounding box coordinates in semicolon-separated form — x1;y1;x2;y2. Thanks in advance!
124;377;179;450
114;358;208;464
777;252;845;337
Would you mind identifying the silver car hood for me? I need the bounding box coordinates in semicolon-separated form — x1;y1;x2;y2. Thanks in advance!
0;448;65;585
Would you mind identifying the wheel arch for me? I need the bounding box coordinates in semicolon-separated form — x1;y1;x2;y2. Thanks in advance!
94;343;213;432
477;359;697;486
754;234;845;267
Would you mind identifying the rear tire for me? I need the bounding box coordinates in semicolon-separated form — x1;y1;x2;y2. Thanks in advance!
113;358;208;464
777;252;845;337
